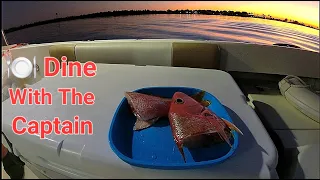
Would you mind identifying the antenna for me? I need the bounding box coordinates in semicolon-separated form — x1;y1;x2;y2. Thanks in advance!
2;29;9;46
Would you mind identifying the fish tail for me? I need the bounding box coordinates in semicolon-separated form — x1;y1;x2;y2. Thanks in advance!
222;118;243;135
133;117;160;131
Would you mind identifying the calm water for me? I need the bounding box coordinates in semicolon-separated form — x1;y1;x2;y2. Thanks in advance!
5;14;320;52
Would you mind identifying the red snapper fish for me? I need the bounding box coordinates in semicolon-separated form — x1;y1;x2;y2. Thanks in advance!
125;91;211;131
125;92;172;130
168;92;243;162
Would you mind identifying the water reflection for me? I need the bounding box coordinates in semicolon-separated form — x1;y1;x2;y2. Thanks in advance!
6;14;319;52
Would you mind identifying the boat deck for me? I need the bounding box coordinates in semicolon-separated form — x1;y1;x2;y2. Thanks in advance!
232;72;320;179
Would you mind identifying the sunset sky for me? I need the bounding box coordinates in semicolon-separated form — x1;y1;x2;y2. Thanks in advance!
2;1;319;29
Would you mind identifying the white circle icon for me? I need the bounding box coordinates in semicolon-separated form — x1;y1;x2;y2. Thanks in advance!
10;57;33;79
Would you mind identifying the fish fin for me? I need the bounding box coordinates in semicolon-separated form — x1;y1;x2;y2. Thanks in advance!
222;118;243;135
124;92;131;97
215;128;233;148
200;100;211;107
133;117;160;131
191;90;205;102
201;110;233;147
178;144;186;163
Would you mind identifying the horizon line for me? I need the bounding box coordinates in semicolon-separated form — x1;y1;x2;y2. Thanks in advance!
4;9;319;33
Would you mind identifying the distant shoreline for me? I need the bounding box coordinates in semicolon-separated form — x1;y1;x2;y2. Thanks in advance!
4;9;319;33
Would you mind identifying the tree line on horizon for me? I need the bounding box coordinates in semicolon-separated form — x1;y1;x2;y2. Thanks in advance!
4;9;318;33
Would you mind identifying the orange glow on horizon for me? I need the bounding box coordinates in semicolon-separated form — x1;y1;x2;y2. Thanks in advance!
3;1;318;30
128;1;319;28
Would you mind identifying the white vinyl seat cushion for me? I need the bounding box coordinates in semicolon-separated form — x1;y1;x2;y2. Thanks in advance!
294;144;320;179
249;93;319;130
250;92;319;179
75;42;172;66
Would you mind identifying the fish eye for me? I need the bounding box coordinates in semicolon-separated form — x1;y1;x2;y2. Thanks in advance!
175;98;184;104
